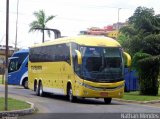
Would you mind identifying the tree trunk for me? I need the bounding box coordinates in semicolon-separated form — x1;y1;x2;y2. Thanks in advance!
42;29;45;43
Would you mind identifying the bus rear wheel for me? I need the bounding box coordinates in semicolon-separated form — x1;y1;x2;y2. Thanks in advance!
36;84;39;96
39;82;44;97
67;85;76;102
36;81;44;96
104;98;112;104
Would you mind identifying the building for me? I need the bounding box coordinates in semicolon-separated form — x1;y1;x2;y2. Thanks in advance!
113;22;127;30
87;27;106;36
80;22;127;39
0;45;15;74
107;30;119;39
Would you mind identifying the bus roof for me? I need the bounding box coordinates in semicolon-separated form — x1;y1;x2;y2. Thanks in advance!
13;49;29;54
31;35;121;48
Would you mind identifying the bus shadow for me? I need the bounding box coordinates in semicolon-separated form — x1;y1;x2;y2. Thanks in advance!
74;98;123;105
32;93;123;105
9;85;24;89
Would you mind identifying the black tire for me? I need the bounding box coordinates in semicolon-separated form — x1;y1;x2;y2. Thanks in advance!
23;79;28;89
34;82;37;92
39;82;44;97
68;85;76;102
36;84;39;96
104;98;112;104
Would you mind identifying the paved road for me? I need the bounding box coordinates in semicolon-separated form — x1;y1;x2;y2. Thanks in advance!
0;85;160;119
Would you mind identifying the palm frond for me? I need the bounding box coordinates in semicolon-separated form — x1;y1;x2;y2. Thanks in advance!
29;21;39;27
29;9;55;39
39;10;45;25
29;21;42;32
33;11;41;20
33;10;45;27
45;15;56;23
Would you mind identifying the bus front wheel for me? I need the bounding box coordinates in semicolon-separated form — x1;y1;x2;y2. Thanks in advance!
104;98;112;104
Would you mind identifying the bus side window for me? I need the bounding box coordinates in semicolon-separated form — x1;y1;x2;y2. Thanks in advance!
65;43;71;64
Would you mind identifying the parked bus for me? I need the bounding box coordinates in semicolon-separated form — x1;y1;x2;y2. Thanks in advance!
8;49;29;89
28;35;131;104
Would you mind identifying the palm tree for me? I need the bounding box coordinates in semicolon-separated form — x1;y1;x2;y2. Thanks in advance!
29;10;55;42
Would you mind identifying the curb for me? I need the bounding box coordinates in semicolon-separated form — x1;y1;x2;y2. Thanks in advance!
113;98;160;104
0;101;36;118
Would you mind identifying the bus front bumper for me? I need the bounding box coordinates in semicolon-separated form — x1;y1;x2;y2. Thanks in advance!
74;83;124;98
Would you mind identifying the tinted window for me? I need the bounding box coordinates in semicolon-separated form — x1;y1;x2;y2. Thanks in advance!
8;52;28;73
8;58;21;73
29;43;70;64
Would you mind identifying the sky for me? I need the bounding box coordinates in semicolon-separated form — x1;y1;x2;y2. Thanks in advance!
0;0;160;48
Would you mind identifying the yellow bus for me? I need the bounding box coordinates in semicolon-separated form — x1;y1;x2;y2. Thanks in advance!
28;35;131;104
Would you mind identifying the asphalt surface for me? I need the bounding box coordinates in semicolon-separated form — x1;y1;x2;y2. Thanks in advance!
0;85;160;119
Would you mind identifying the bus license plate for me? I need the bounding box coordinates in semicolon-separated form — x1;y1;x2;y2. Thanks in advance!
100;92;108;96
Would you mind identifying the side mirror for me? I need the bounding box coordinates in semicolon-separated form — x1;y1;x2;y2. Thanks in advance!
123;52;131;67
75;50;82;65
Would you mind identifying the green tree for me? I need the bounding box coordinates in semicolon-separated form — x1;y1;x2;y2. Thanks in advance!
119;6;160;56
119;25;144;56
137;56;160;95
118;6;160;95
142;34;160;55
129;7;155;33
29;10;55;42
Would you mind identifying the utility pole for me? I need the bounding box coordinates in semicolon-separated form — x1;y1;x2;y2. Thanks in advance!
5;0;9;111
15;0;19;50
117;8;121;30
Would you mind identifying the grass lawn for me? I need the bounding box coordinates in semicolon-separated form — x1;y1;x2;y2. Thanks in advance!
0;97;30;111
0;75;2;84
0;75;5;84
123;91;160;101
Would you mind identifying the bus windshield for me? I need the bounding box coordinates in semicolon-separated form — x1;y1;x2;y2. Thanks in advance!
8;53;28;73
81;46;123;82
